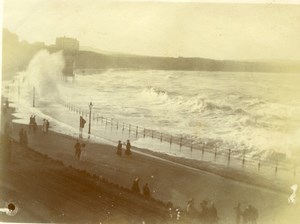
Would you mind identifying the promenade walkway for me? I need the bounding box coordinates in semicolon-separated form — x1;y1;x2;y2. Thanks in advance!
2;107;299;223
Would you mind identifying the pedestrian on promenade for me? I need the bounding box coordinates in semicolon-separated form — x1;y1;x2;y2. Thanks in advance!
42;119;47;133
200;200;209;223
29;116;33;132
74;140;81;160
116;140;122;156
208;202;219;224
131;177;140;194
125;140;132;155
186;198;198;219
242;205;258;224
46;120;50;133
80;143;86;161
234;203;242;224
142;183;151;199
32;116;37;133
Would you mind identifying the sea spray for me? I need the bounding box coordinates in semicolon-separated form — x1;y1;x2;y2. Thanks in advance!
24;50;64;101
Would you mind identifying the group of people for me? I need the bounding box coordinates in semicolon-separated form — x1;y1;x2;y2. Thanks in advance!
74;140;87;160
19;128;28;147
116;140;132;156
186;199;219;223
234;203;258;224
28;115;38;133
131;177;151;199
28;116;50;134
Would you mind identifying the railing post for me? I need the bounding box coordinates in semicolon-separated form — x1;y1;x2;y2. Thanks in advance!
180;137;182;148
136;126;138;137
105;118;108;127
143;128;146;138
110;118;113;128
242;150;245;168
129;124;131;135
160;133;163;142
152;130;154;139
202;144;204;160
258;157;261;171
275;160;278;176
190;140;193;151
122;122;124;132
214;147;217;162
170;135;173;145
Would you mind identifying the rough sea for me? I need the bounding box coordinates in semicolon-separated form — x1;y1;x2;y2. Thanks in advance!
3;50;300;162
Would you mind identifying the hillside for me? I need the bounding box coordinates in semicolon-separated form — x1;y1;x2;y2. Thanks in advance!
2;29;300;79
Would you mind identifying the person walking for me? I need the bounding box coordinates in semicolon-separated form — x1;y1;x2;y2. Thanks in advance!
142;183;151;199
46;120;50;133
116;140;122;156
80;143;86;161
131;177;141;194
208;203;219;224
74;140;81;160
42;119;47;133
125;140;132;155
29;115;33;133
234;203;242;224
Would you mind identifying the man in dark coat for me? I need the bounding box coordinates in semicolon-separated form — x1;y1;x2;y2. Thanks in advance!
143;183;151;199
74;140;81;159
131;177;140;194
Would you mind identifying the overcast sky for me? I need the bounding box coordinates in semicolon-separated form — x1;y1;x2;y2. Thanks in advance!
3;0;300;60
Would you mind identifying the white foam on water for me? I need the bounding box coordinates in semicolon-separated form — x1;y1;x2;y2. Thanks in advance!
4;51;300;162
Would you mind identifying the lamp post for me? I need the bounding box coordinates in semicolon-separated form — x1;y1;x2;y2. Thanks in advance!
88;102;93;138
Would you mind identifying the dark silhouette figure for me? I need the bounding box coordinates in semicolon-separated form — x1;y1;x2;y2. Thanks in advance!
143;183;151;199
234;203;242;224
46;120;50;133
243;205;258;224
29;116;33;132
131;178;140;194
74;140;81;159
116;140;122;156
33;119;37;133
125;140;132;155
200;200;209;223
186;198;198;219
208;203;219;224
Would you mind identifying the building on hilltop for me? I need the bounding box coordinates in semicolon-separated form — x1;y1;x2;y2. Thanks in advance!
53;36;79;79
55;37;79;52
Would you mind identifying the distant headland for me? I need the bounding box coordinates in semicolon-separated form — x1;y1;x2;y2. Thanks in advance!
2;29;300;80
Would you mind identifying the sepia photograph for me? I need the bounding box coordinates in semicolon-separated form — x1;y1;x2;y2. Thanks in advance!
1;0;300;223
